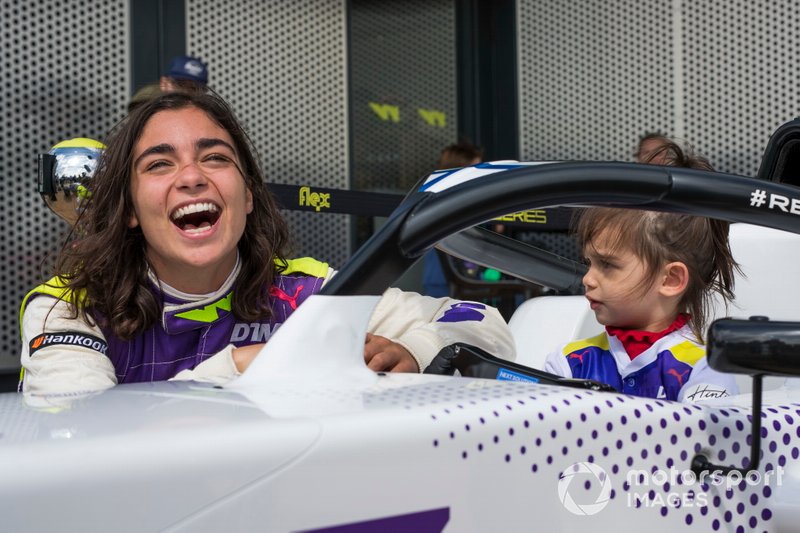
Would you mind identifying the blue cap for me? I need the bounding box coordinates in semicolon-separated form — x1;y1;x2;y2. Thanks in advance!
165;56;208;84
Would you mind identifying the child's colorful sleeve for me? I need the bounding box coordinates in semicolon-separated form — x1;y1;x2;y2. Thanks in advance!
543;346;572;378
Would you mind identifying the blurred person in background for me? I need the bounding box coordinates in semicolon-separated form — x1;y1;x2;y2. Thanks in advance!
128;55;209;113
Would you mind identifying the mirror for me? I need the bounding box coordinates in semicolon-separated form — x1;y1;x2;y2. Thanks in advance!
691;316;800;476
38;138;104;225
707;317;800;376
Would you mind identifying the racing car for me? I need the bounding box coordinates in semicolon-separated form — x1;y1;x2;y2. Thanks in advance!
3;123;800;532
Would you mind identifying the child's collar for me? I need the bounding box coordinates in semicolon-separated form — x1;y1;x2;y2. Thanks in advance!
606;313;690;360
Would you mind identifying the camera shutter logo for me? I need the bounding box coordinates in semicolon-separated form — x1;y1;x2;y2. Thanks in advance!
558;462;612;515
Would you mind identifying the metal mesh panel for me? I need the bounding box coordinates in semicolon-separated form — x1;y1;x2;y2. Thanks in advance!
0;0;129;370
187;0;350;267
350;0;458;193
518;0;674;162
683;0;800;176
518;0;800;177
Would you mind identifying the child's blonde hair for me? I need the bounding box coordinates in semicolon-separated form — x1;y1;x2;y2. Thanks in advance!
575;209;738;342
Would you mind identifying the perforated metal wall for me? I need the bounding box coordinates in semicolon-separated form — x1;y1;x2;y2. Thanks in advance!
683;1;800;175
518;0;674;163
186;0;350;267
0;0;129;370
350;0;457;193
518;0;800;176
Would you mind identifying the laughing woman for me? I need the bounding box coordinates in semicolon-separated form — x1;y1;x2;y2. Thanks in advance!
19;91;514;394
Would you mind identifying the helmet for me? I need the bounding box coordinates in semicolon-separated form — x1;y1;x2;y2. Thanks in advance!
39;137;105;225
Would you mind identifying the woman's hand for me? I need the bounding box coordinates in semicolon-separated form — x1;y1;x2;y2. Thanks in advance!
232;343;265;373
363;333;419;373
233;335;420;374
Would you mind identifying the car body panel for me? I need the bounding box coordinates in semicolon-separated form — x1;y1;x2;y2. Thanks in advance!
1;371;798;532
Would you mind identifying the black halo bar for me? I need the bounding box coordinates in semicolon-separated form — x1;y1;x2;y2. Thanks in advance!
324;162;800;296
398;162;800;258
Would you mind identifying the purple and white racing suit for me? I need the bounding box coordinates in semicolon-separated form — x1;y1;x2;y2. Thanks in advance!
20;257;515;393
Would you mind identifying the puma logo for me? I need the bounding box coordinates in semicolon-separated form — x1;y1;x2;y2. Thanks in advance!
667;368;690;386
567;350;589;364
269;285;304;310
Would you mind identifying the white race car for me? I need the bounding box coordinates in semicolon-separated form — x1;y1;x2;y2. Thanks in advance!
3;130;800;532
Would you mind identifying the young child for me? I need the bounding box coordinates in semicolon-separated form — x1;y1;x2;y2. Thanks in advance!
543;207;740;403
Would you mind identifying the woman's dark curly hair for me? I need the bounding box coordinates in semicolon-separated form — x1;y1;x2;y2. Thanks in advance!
55;91;290;339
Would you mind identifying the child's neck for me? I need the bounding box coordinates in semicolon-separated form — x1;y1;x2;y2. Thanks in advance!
606;313;689;360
